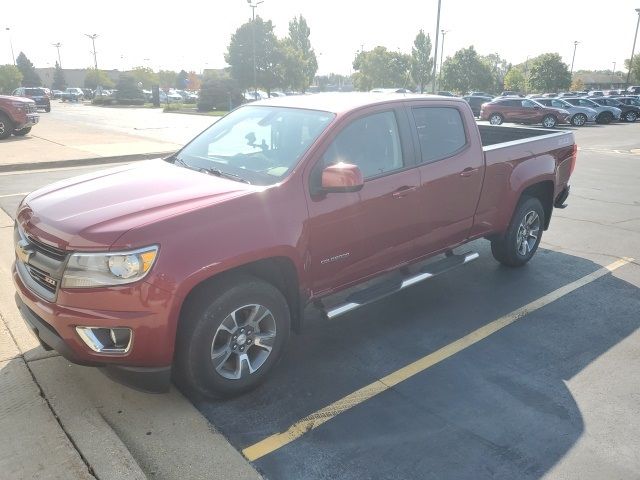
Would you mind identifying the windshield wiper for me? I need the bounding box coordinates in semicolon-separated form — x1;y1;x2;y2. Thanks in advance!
199;167;251;184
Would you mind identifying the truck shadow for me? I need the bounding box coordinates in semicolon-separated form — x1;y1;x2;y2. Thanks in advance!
190;243;640;480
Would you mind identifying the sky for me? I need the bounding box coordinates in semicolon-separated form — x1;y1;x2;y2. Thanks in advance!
2;0;640;76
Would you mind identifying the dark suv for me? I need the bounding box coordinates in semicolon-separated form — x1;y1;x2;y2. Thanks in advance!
12;87;51;112
592;97;639;122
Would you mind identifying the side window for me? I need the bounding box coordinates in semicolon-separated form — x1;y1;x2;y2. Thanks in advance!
522;100;537;108
322;111;403;179
412;107;467;164
551;100;563;108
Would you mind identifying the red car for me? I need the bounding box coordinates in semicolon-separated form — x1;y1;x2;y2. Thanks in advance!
480;97;571;128
0;95;39;140
14;94;576;396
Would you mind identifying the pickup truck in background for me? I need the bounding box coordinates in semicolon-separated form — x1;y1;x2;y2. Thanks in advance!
59;87;85;102
0;95;39;140
13;94;576;397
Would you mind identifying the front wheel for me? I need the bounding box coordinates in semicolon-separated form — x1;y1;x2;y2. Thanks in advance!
597;112;613;124
489;113;504;125
45;105;51;113
491;196;545;267
542;115;557;128
624;111;637;122
571;113;587;126
175;274;290;398
13;127;31;136
0;113;13;140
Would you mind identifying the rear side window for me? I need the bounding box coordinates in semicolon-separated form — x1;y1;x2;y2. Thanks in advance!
412;107;467;164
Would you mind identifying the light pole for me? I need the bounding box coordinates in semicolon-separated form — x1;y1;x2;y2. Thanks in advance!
84;34;99;94
431;0;442;93
612;61;617;86
247;0;264;100
570;40;579;75
438;29;448;91
626;8;640;86
5;27;15;65
52;42;62;68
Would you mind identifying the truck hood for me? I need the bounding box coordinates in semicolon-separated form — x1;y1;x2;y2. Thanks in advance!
0;94;35;105
18;159;258;250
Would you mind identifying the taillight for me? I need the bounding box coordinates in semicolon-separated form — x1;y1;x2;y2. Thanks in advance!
570;144;577;175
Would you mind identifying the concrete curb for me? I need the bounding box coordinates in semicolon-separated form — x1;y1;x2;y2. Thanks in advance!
0;151;176;173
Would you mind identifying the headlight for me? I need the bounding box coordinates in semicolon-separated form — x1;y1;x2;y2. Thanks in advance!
61;246;158;288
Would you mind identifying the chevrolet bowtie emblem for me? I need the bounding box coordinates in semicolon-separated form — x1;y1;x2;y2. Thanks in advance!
16;239;34;264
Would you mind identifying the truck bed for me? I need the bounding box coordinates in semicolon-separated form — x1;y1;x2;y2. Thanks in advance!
478;124;568;147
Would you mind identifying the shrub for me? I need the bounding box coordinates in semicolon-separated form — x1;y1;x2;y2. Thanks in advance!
114;74;145;105
197;72;242;112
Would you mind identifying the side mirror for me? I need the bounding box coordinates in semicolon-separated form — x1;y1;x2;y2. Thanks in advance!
321;163;364;193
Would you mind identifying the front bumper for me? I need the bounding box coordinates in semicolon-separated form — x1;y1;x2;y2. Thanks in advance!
13;261;174;392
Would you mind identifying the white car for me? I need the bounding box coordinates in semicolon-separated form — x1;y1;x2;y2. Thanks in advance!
160;91;183;103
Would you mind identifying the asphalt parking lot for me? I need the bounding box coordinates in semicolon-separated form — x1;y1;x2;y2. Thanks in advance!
1;121;639;480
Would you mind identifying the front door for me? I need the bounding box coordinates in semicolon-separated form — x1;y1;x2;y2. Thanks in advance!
305;108;421;294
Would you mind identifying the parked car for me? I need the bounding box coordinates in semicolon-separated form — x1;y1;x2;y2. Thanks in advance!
626;86;640;94
563;97;621;124
370;88;413;93
500;91;522;97
469;91;492;97
12;93;576;395
51;90;64;99
160;90;183;103
606;89;624;96
0;95;39;139
587;90;605;97
60;87;84;102
591;97;639;122
480;97;570;127
436;91;456;96
12;87;51;112
612;96;640;108
533;97;597;126
177;90;198;103
541;93;558;98
462;95;493;117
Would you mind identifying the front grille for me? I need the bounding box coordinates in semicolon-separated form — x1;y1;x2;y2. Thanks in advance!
27;264;58;294
27;235;67;261
26;103;37;114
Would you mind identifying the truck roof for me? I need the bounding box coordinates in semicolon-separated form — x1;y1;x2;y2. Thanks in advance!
252;92;466;114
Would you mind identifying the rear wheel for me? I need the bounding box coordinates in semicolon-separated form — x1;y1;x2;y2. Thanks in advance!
489;113;504;125
0;113;13;140
624;111;637;122
13;127;31;136
571;113;587;126
491;196;545;267
597;112;613;124
542;115;557;128
175;274;291;398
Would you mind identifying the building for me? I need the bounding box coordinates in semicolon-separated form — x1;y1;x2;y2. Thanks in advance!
573;72;627;90
35;68;121;88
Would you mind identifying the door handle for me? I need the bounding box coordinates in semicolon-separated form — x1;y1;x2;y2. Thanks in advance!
460;167;478;177
392;186;417;198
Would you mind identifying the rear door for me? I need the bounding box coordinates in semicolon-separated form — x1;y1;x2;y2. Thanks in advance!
521;99;543;123
305;106;422;294
409;103;484;254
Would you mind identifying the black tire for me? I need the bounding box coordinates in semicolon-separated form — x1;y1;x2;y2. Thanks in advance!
0;113;13;140
597;112;613;124
175;274;291;398
489;113;504;125
491;196;545;267
624;111;637;122
571;113;587;126
45;105;51;113
542;114;557;128
13;127;31;136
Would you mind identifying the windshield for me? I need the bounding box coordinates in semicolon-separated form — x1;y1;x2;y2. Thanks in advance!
175;106;335;186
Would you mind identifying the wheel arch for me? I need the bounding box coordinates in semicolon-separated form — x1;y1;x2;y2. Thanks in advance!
520;181;554;230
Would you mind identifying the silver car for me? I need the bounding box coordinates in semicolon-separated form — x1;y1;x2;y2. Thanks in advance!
563;97;622;124
533;97;597;126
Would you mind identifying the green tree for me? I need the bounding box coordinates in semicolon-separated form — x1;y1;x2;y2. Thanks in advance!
225;17;284;95
130;67;159;89
527;53;571;93
503;67;526;92
570;77;585;91
176;69;189;89
411;30;433;93
482;53;510;92
197;71;242;112
440;46;493;93
52;62;66;90
187;71;201;91
84;69;114;89
114;74;145;104
0;65;23;94
624;56;640;83
279;40;306;91
158;70;177;89
286;15;318;91
16;52;41;87
352;46;411;91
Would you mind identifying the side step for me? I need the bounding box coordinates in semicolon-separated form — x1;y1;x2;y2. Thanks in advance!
325;251;479;320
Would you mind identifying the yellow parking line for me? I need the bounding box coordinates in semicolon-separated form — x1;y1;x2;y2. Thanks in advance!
242;257;633;462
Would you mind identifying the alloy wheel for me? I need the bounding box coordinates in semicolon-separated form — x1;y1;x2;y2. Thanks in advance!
516;211;540;257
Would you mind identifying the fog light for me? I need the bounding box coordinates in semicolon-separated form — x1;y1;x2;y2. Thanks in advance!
76;327;132;354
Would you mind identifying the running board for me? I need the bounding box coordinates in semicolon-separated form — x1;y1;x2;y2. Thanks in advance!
325;252;479;320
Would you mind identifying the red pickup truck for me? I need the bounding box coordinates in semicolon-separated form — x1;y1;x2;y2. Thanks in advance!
0;95;39;140
13;94;575;396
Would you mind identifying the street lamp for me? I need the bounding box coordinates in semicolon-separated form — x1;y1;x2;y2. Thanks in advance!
52;43;62;68
247;0;264;100
5;27;15;65
431;0;442;93
84;34;99;94
570;40;579;75
438;29;449;91
626;8;640;86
